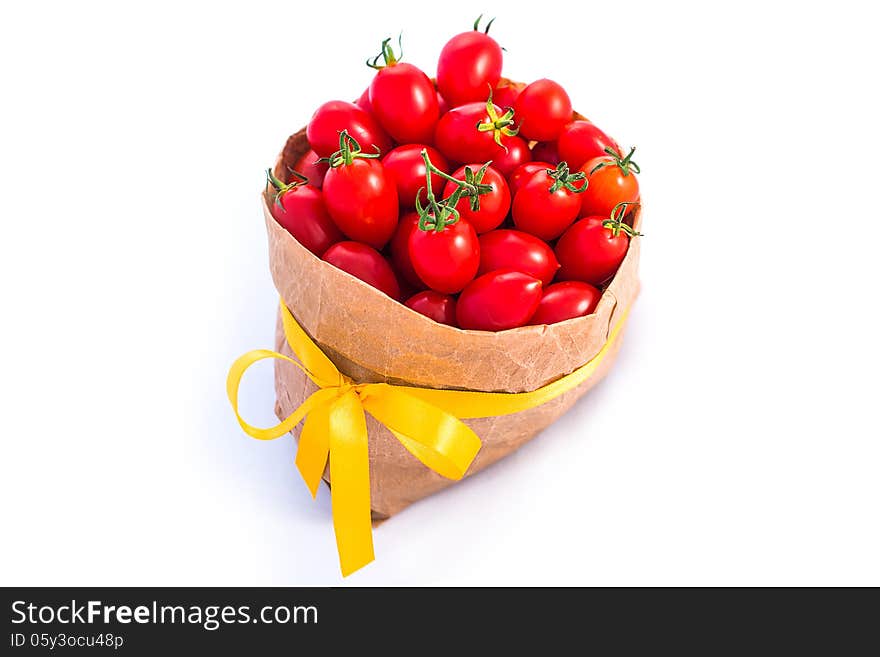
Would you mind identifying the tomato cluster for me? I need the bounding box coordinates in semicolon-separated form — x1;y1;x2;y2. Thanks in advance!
268;18;642;332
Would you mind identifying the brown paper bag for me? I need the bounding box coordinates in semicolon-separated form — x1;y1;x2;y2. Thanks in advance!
266;119;641;520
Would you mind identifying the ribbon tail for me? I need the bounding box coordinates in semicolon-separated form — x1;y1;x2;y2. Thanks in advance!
297;398;331;498
361;384;482;481
327;390;374;577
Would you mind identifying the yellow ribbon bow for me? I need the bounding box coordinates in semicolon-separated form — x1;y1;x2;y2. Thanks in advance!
228;300;629;576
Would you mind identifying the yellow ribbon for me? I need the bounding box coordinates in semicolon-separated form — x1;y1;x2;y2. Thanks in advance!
228;299;629;576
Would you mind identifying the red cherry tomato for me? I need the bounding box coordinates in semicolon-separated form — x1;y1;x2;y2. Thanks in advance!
389;212;424;288
322;132;399;249
267;171;343;257
355;86;372;113
490;135;532;177
493;80;524;109
529;281;601;325
436;17;503;107
408;219;479;294
291;149;328;189
323;241;401;299
555;210;639;286
405;290;457;326
442;164;510;234
307;101;392;158
531;140;560;165
437;93;450;117
512;164;587;241
579;148;641;218
478;229;559;286
456;269;542;331
514;79;572;142
382;144;449;209
434;99;518;164
508;161;552;197
368;41;439;144
557;121;621;171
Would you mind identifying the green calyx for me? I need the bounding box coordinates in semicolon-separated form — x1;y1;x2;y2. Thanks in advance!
546;161;588;194
475;87;518;151
602;202;643;238
473;14;497;33
415;149;493;232
590;146;641;177
266;167;307;209
366;34;403;69
321;130;380;168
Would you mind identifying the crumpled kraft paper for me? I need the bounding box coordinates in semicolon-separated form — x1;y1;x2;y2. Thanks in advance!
265;115;641;519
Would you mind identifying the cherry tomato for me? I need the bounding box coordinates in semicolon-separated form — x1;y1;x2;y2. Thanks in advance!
434;99;518;164
437;93;450;117
389;212;424;288
368;40;439;145
531;140;560;165
514;79;572;142
383;144;449;209
267;170;343;257
408;218;479;294
355;86;372;113
405;290;457;326
443;164;510;234
307;100;392;158
557;121;620;171
555;209;640;286
322;132;399;249
512;163;587;241
579;148;640;218
529;281;601;325
436;17;503;107
478;229;559;286
493;80;524;109
456;269;542;331
323;241;401;299
490;135;532;178
291;149;328;189
508;161;552;197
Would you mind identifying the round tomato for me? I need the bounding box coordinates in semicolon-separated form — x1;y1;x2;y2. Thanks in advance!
478;229;559;286
456;269;542;331
434;98;518;164
368;39;439;144
443;164;510;234
555;208;640;285
405;290;457;326
383;144;449;209
355;86;372;113
389;212;424;288
493;80;524;109
531;140;560;165
322;131;399;249
557;121;620;171
408;217;479;294
323;241;400;299
514;79;572;142
436;16;503;107
307;100;392;158
512;163;588;240
490;135;532;178
508;161;552;197
291;149;328;189
529;281;601;325
267;169;343;256
579;147;640;218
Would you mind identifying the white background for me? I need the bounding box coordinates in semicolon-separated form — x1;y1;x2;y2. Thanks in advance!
2;1;879;586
